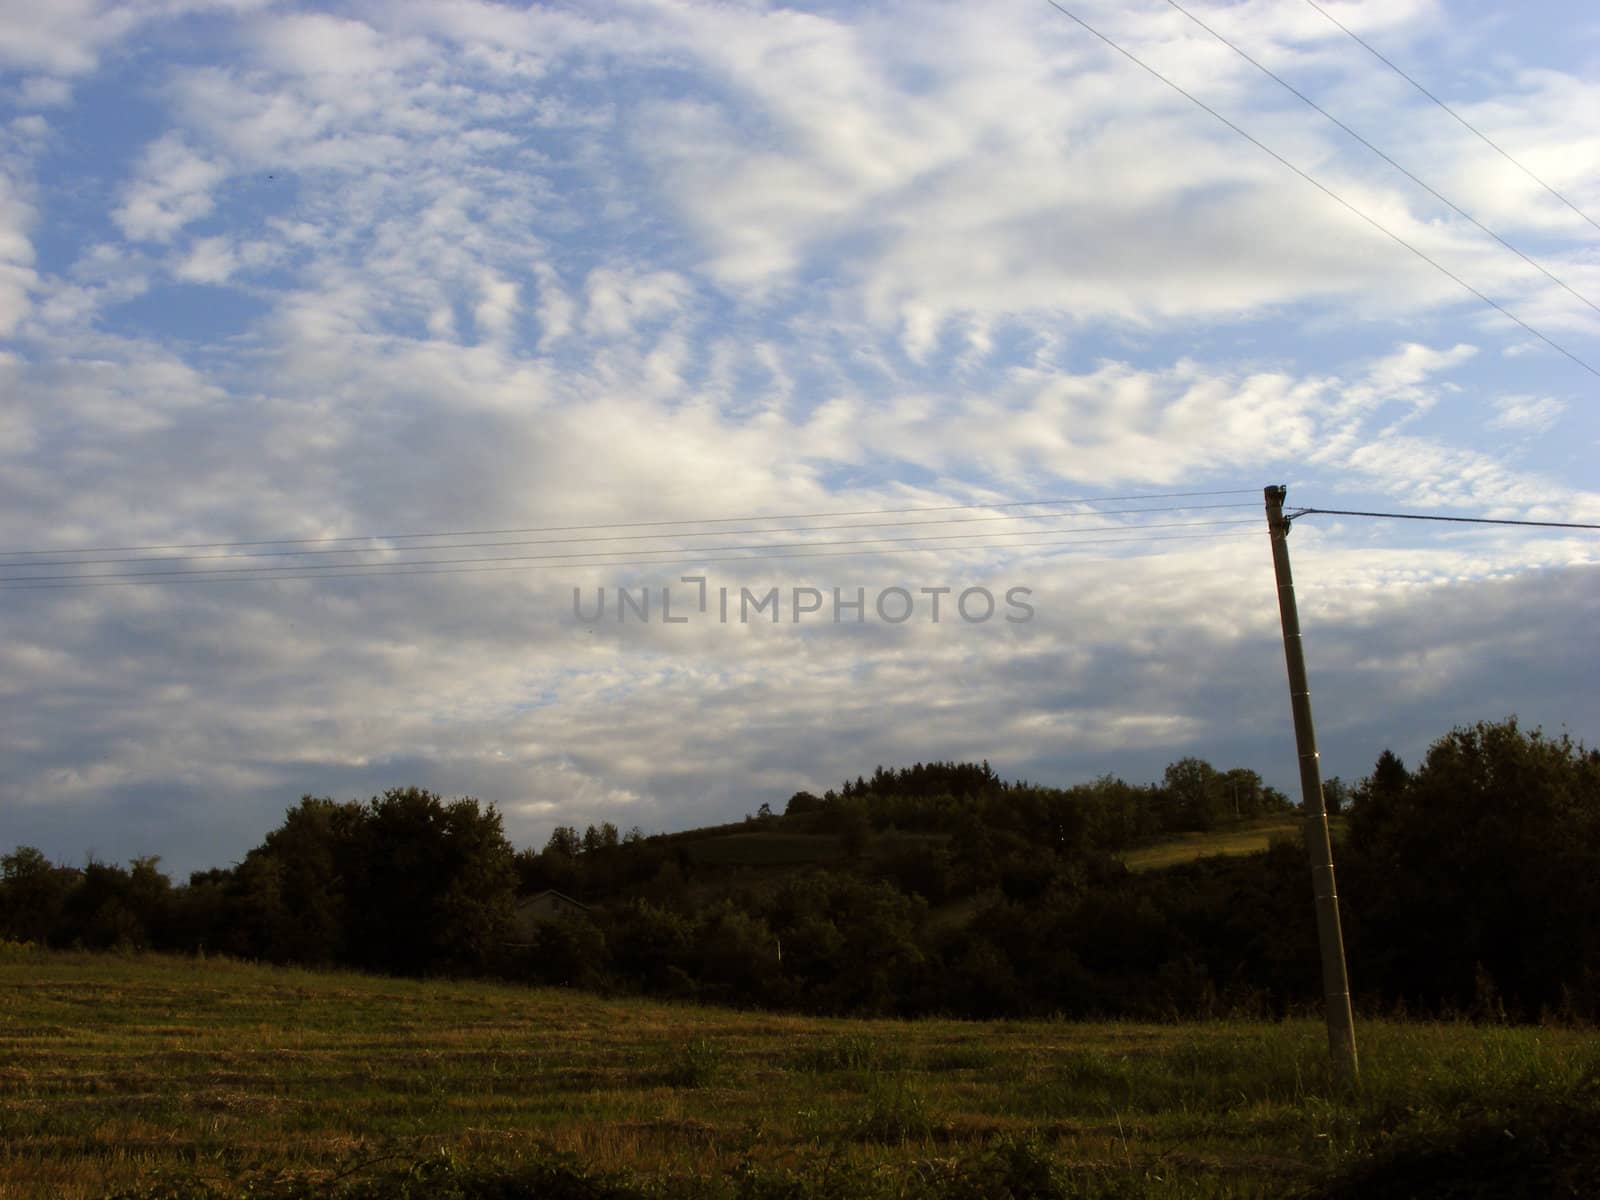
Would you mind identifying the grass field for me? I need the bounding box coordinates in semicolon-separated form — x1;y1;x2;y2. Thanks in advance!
1119;819;1308;872
1;949;1596;1199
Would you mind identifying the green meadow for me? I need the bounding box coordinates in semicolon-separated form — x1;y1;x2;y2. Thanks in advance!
1118;819;1307;873
2;950;1596;1199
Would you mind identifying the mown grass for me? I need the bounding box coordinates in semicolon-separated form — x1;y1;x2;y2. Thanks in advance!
1120;819;1305;872
1;950;1595;1199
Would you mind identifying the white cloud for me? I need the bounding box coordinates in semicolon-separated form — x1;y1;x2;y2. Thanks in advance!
6;339;225;437
1487;393;1566;434
0;0;284;77
581;267;690;338
473;272;519;342
15;76;73;107
533;264;574;348
0;0;137;75
253;12;434;80
8;114;50;144
113;134;228;243
0;169;37;335
1436;68;1600;237
1365;342;1478;399
25;241;149;332
1340;434;1595;517
173;235;236;284
5;0;1600;873
607;0;1600;343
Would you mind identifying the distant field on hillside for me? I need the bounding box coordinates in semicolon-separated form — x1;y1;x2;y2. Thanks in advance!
656;815;1314;878
1119;818;1312;872
640;817;1318;875
2;951;1595;1199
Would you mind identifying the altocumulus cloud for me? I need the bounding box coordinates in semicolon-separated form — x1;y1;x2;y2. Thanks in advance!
0;0;1597;875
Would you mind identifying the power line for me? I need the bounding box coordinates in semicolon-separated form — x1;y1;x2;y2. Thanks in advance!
0;502;1256;569
1291;507;1600;530
1163;0;1600;318
1300;0;1600;236
0;528;1258;591
0;489;1259;559
0;517;1260;586
1040;0;1600;380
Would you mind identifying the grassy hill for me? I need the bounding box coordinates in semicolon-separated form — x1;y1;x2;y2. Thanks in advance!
650;809;1312;889
1119;817;1305;872
1118;816;1350;873
3;949;1596;1199
625;801;1321;881
634;809;1312;880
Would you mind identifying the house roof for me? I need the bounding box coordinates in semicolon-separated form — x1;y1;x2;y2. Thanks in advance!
516;889;590;910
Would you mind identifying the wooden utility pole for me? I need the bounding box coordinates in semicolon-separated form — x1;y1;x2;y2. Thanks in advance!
1264;485;1359;1085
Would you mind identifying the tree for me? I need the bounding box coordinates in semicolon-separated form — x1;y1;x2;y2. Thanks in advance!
1356;750;1408;807
348;788;518;976
1344;720;1600;1016
518;915;608;990
1322;776;1350;817
1162;758;1225;831
125;856;175;946
58;858;171;950
226;796;364;963
1218;767;1283;819
544;826;581;857
693;902;781;1005
785;791;823;816
0;847;72;944
608;900;694;992
835;800;872;858
581;822;619;854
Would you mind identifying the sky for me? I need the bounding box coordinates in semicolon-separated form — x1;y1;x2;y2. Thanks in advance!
2;0;1597;879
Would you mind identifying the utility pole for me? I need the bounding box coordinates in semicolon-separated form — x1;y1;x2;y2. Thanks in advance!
1264;485;1359;1086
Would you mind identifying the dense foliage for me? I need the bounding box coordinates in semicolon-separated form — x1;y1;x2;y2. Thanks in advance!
4;719;1596;1021
3;787;518;978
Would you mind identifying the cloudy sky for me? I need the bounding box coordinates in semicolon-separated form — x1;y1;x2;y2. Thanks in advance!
2;0;1597;878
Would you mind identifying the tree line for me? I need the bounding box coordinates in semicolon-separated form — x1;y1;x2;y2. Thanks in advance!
3;718;1596;1021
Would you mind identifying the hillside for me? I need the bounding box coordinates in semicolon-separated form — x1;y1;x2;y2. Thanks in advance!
616;813;1308;878
10;723;1596;1026
1119;817;1312;872
526;756;1298;901
4;951;1598;1200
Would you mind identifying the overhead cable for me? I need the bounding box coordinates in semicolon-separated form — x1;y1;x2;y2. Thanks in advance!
1291;507;1600;530
1040;0;1600;379
1164;0;1600;317
0;502;1258;569
0;518;1260;586
1300;0;1600;236
0;489;1260;559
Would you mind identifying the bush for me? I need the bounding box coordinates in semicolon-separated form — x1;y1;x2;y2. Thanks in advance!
1313;1095;1600;1199
655;1037;726;1089
855;1075;934;1143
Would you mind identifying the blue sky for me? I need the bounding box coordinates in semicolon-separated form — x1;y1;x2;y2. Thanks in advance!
2;0;1597;877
